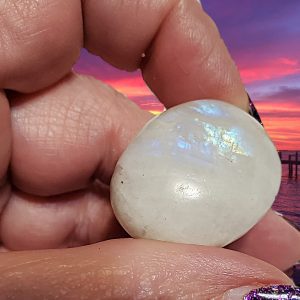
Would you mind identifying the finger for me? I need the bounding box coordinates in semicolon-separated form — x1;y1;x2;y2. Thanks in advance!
10;73;151;196
228;210;300;271
0;246;8;252
83;0;248;110
0;239;291;299
0;0;82;92
0;183;10;243
0;91;11;182
1;182;127;251
0;92;11;231
6;73;146;249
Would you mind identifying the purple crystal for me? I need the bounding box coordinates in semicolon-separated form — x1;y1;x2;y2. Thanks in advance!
244;285;300;299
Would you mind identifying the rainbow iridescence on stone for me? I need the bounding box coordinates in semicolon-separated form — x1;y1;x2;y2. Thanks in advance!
111;100;282;247
244;285;300;299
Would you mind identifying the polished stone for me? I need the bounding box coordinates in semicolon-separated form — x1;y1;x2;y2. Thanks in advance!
111;100;281;246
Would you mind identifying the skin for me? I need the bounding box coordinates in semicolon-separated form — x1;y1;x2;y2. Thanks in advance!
0;0;299;298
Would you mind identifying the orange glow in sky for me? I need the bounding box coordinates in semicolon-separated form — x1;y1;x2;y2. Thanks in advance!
105;77;153;98
256;102;300;150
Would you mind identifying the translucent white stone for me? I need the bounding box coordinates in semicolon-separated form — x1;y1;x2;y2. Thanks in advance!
110;100;281;246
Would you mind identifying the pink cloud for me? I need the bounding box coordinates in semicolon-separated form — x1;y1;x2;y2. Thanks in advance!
239;57;300;83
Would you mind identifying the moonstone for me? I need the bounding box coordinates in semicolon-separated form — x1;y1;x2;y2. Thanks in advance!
111;100;281;246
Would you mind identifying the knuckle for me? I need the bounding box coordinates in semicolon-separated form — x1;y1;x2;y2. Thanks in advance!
0;0;82;91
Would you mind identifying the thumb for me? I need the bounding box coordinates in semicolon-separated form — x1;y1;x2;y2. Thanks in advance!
0;239;292;299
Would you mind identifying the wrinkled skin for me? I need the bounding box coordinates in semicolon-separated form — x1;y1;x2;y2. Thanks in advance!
0;1;299;299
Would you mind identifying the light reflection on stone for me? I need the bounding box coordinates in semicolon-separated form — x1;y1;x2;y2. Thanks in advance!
176;136;191;150
203;123;250;158
174;182;203;202
191;102;224;117
173;120;250;162
148;139;162;157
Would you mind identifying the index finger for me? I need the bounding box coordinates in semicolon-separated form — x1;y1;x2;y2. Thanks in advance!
84;0;249;110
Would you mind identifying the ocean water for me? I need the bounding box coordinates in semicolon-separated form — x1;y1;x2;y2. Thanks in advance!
272;152;300;229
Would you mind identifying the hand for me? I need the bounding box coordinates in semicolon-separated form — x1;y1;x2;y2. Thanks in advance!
0;1;299;298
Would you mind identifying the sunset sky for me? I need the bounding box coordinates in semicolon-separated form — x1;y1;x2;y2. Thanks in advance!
75;0;300;150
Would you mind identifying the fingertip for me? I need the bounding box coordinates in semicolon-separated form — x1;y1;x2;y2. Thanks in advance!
142;0;248;110
0;0;83;92
83;0;176;71
227;210;300;271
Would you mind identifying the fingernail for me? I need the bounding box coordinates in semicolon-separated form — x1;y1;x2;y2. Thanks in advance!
221;285;300;299
248;94;264;126
219;286;258;299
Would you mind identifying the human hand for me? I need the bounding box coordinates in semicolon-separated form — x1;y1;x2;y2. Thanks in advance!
0;1;299;298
